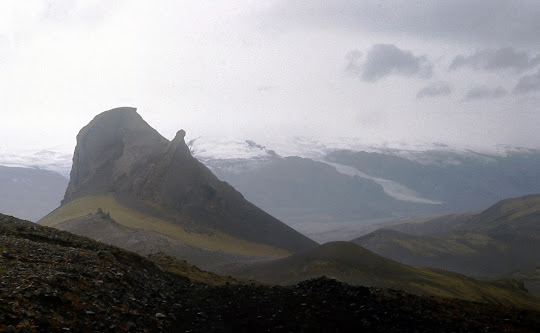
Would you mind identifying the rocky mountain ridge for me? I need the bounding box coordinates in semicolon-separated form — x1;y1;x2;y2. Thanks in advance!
353;195;540;286
6;126;539;242
41;107;316;255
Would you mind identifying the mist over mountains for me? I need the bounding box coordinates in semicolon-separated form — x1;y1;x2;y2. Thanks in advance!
0;146;72;178
2;132;539;236
0;165;67;221
3;134;537;178
190;138;540;241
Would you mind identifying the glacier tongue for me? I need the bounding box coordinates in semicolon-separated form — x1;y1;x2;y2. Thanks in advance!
322;161;443;205
188;136;445;205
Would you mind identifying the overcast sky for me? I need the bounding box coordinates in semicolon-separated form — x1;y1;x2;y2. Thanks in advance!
1;0;539;154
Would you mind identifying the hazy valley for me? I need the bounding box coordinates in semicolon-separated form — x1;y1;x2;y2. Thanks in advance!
0;165;67;222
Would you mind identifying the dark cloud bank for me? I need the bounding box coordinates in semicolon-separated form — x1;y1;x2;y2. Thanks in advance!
450;47;540;72
265;1;540;46
513;69;540;94
417;82;452;99
347;44;432;82
464;86;507;101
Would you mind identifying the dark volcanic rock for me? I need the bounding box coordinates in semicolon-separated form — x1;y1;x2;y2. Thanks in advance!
64;107;168;203
60;107;316;253
0;213;188;331
2;213;540;332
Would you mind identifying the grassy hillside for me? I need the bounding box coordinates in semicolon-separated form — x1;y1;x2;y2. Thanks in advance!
466;194;540;236
354;195;540;278
55;210;271;272
230;241;540;309
353;229;519;277
389;212;479;236
358;229;494;257
147;252;245;285
39;193;290;258
513;268;540;297
352;194;540;300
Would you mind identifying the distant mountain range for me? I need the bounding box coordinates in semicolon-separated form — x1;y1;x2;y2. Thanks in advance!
327;149;540;213
3;128;539;240
0;165;67;221
191;138;540;241
227;241;540;309
353;194;540;295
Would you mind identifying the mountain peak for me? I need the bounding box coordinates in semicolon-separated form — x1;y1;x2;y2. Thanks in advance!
80;106;160;138
63;107;168;203
99;106;137;114
173;129;186;143
85;107;145;130
50;107;317;255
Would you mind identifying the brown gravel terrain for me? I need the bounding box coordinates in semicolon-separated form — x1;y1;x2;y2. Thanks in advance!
1;213;540;332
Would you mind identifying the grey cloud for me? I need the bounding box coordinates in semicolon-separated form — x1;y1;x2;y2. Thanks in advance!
417;82;452;99
463;86;507;101
513;69;540;94
350;44;432;82
450;48;540;72
263;1;540;46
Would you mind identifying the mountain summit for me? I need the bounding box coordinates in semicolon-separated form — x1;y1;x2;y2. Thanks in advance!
42;107;317;256
64;107;168;203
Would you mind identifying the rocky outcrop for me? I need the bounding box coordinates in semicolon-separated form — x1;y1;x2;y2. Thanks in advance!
64;107;168;203
60;107;317;253
3;213;540;332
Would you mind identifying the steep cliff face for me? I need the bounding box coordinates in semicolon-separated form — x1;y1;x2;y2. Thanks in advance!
64;107;168;203
131;129;219;209
58;107;317;253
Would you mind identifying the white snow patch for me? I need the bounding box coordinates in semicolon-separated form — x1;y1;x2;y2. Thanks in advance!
188;136;275;160
0;144;73;177
189;135;531;164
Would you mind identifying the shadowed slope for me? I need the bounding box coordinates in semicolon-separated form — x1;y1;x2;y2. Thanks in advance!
55;208;275;271
465;194;540;236
230;241;540;309
353;195;540;277
5;213;540;331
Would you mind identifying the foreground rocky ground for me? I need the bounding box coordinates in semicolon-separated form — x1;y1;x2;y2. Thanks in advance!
1;214;540;332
